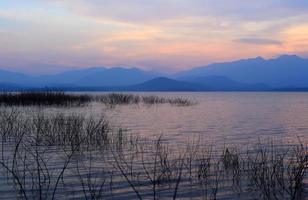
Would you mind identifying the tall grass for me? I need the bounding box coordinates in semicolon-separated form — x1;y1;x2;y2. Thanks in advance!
0;92;91;106
110;136;308;199
0;109;306;199
98;93;141;105
142;95;193;106
0;109;126;199
0;92;194;107
99;93;194;106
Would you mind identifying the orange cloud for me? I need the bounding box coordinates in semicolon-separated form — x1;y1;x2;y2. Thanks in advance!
282;25;308;52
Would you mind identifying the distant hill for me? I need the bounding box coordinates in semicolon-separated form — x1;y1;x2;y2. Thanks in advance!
125;77;207;91
176;55;308;88
0;67;160;88
125;76;270;91
0;82;28;91
38;67;108;85
36;67;159;86
1;54;308;91
0;69;34;85
179;76;271;91
75;67;159;86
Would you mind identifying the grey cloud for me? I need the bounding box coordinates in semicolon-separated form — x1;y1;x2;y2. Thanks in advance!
47;0;308;23
236;38;282;45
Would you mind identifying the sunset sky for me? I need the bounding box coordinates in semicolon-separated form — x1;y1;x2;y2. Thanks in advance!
1;0;308;74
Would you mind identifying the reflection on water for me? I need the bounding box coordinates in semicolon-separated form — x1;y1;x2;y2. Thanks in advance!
0;92;307;199
100;92;308;146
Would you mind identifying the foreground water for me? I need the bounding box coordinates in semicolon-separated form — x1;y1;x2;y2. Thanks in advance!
0;92;307;199
100;92;308;146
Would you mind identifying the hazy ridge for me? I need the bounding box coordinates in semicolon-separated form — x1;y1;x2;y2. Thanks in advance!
0;55;308;91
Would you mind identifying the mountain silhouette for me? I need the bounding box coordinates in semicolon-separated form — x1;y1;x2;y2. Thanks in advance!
76;67;159;86
0;69;33;85
0;55;308;91
179;76;270;91
176;55;308;87
125;77;207;91
0;67;159;87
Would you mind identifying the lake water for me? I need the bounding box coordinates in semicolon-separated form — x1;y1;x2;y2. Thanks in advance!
1;92;307;199
100;92;308;147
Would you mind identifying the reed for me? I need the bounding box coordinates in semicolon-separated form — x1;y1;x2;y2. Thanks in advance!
0;92;92;106
142;95;193;106
98;93;141;105
0;92;194;107
98;93;193;106
0;109;306;199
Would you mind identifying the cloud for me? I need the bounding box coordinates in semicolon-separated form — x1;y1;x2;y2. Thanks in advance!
46;0;308;23
236;38;282;45
0;0;308;73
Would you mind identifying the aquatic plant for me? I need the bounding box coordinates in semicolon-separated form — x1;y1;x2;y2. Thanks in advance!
0;109;306;199
0;92;194;107
0;92;92;106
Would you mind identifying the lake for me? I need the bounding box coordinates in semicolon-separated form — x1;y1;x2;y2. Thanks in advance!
98;92;308;146
0;92;307;200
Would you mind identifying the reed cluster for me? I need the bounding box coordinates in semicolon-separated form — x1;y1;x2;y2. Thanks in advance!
0;92;91;106
0;92;194;107
142;95;193;106
111;140;308;200
0;109;126;199
98;93;141;105
98;93;194;106
0;109;306;199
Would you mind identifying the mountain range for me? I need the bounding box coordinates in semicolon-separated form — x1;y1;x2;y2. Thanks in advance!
0;55;308;91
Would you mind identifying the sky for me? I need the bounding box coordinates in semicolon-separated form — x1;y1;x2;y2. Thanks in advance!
0;0;308;74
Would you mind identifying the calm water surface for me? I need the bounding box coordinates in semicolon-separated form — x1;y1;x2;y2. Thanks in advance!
98;92;308;146
1;92;308;199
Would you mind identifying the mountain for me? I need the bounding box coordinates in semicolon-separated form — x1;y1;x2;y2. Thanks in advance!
0;69;34;85
64;76;270;91
0;82;29;91
127;76;270;91
38;67;159;87
1;54;308;91
76;67;159;86
126;77;207;91
176;55;308;88
0;67;160;88
179;76;271;91
38;77;270;91
38;67;107;85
